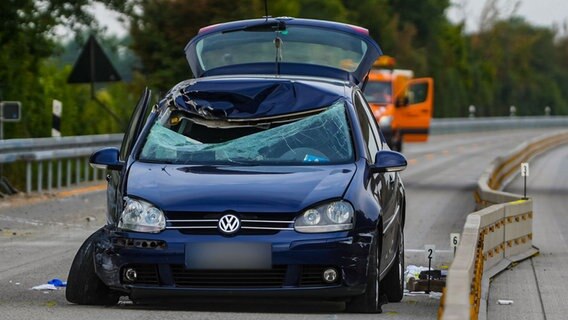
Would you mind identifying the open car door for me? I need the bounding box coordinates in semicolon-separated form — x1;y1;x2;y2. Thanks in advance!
399;78;433;142
106;88;151;223
120;87;152;161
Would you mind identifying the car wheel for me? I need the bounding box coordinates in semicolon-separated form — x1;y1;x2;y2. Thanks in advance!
381;226;404;302
66;228;120;306
345;236;382;313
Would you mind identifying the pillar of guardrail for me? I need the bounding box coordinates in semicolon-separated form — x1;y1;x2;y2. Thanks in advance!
37;161;43;193
26;161;32;193
66;159;71;187
85;157;91;181
47;160;52;192
57;160;62;189
75;158;80;184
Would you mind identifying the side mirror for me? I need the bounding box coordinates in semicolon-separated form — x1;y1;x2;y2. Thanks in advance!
89;147;123;171
395;96;409;108
370;150;407;173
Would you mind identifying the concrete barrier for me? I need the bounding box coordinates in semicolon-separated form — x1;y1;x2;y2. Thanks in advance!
439;130;568;320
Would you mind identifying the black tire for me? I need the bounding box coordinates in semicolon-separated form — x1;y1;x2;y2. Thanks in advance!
66;228;120;305
381;226;404;302
345;236;382;313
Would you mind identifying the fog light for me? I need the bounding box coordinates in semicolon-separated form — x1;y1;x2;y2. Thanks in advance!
323;268;338;283
125;268;137;282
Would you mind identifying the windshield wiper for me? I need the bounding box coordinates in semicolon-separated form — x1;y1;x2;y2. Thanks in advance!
222;20;286;34
225;158;259;166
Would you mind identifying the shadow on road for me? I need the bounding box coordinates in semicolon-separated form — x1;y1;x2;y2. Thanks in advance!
114;298;347;314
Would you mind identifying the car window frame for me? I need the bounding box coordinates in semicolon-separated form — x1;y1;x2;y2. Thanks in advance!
120;88;151;161
355;90;387;147
352;89;381;163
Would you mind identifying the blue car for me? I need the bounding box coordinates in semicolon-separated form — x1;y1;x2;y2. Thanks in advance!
66;17;407;313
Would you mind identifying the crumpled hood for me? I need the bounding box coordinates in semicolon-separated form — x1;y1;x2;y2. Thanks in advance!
126;162;356;213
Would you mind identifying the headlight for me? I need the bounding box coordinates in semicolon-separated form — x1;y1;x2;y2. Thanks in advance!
118;197;166;233
295;200;354;233
379;115;393;128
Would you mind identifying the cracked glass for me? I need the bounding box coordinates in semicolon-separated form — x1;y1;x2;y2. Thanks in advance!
139;101;353;165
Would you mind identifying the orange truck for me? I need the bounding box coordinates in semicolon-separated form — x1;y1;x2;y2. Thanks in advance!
363;56;434;151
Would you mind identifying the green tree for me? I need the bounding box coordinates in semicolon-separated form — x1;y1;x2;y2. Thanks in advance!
0;0;129;138
129;0;264;92
469;17;568;116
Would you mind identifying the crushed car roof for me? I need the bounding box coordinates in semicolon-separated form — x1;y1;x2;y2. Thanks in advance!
162;76;349;119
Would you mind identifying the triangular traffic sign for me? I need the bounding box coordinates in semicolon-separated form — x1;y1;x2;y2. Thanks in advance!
67;35;122;83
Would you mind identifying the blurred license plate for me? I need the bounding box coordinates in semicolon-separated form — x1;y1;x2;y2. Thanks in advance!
185;242;272;270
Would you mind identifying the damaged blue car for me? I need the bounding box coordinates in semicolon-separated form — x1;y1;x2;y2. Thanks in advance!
66;17;407;313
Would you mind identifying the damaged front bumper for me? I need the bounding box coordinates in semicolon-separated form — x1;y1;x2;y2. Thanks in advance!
92;227;374;299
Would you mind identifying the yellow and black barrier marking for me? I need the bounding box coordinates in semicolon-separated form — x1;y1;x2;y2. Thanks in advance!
505;234;532;248
491;133;568;190
441;132;568;320
438;287;447;319
470;236;485;320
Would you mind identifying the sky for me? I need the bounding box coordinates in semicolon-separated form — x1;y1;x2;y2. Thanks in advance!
91;3;128;38
447;0;568;34
92;0;568;37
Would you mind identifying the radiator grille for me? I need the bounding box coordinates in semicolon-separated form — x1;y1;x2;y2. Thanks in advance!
166;212;295;235
171;265;287;288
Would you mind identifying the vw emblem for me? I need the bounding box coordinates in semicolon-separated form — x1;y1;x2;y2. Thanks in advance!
218;214;240;234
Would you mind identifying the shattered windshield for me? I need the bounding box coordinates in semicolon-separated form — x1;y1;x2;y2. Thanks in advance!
139;102;353;165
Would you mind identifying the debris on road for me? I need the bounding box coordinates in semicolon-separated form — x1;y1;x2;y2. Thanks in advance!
405;265;430;284
404;265;446;292
429;292;443;299
497;299;514;305
403;290;444;300
31;284;58;291
48;278;66;287
30;278;67;291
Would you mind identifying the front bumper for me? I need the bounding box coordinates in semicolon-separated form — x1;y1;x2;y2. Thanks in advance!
93;228;374;299
128;285;367;301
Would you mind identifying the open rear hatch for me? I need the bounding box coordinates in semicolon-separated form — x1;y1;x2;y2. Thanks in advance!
184;17;382;85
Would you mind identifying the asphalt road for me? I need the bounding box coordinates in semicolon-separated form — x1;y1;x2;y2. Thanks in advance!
0;129;560;320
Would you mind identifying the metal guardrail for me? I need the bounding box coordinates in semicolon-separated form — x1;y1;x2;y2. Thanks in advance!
0;134;123;193
431;116;568;134
0;134;123;163
0;116;566;195
439;130;568;320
